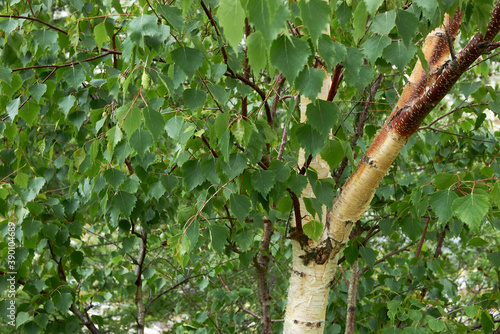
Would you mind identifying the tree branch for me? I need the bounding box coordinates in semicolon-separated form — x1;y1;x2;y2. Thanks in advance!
253;218;274;334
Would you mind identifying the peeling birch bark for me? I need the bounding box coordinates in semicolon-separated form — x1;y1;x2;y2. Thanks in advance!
283;4;500;331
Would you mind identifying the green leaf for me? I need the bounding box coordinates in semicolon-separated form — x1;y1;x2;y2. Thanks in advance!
53;292;73;315
295;124;325;157
157;4;184;32
0;18;18;35
299;0;330;46
171;47;205;77
490;181;500;207
295;67;325;101
143;106;165;141
103;168;126;190
94;22;109;51
246;31;267;73
414;0;438;21
320;140;344;170
306;100;338;137
22;177;45;202
480;310;494;334
396;9;419;46
58;96;76;116
112;191;137;216
288;173;308;195
468;237;488;246
210;225;229;254
121;107;142;138
464;305;480;318
362;34;392;63
222;153;247;179
22;220;42;239
183;89;207;111
129;129;153;158
18;101;40;126
63;65;86;90
344;47;368;89
370;10;396;35
433;172;459;190
6;98;20;120
32;29;59;52
270;35;310;84
219;129;231;162
128;15;162;46
431;190;458;223
246;0;288;46
185;219;199;250
303;220;323;241
359;246;377;268
218;0;245;50
318;35;347;71
29;83;47;103
383;41;417;71
231;119;253;147
458;82;482;98
107;126;123;150
313;178;335;207
344;243;359;265
452;194;490;230
252;170;276;197
16;311;30;327
364;0;384;15
487;251;500;268
268;160;291;183
229;193;251;223
427;318;446;332
73;148;86;169
353;1;368;44
182;160;204;191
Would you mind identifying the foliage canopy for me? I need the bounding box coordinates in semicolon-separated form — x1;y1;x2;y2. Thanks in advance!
0;0;499;333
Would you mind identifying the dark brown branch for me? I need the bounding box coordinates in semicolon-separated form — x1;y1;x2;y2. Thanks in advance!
226;72;272;122
390;5;500;137
415;216;429;258
134;227;147;334
345;261;360;334
327;64;344;102
0;14;68;35
12;51;114;72
253;218;273;334
270;74;286;122
200;0;230;68
201;134;218;158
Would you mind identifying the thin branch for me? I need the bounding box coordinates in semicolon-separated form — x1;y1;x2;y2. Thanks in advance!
218;274;262;320
419;102;488;129
0;14;68;35
12;51;114;72
333;74;383;186
253;218;274;334
415;216;429;258
327;64;344;102
345;261;360;334
358;241;417;276
145;272;210;311
422;127;494;143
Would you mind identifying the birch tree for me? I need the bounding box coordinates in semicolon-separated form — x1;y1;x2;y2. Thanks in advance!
1;0;500;333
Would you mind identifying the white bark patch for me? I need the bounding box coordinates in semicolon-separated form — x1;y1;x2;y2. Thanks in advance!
283;240;340;333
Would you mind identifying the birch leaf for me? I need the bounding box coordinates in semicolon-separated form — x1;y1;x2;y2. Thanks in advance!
452;194;490;230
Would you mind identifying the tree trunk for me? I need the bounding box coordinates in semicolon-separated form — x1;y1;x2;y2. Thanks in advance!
284;4;500;332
